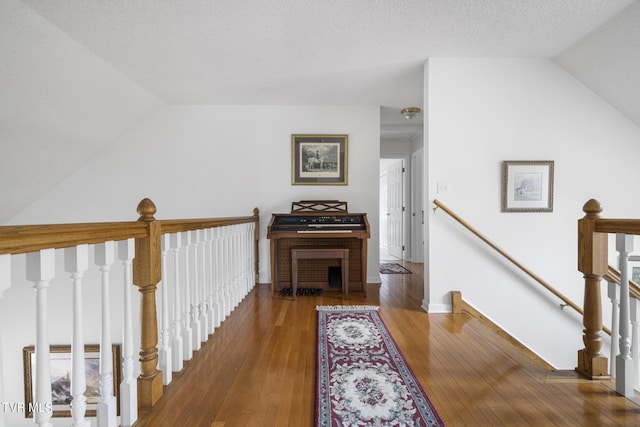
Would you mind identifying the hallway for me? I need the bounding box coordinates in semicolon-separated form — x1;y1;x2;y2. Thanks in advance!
134;262;640;426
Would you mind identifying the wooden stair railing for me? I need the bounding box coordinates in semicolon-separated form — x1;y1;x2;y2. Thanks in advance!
435;199;640;384
0;198;260;425
578;199;640;392
432;199;586;320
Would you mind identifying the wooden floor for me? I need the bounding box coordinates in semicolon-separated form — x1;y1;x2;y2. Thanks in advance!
134;262;640;426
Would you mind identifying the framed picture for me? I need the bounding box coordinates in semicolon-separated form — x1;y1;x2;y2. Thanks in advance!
291;134;348;185
23;344;121;418
501;160;554;212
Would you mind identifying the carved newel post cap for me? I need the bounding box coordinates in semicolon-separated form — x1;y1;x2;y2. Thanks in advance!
582;199;602;219
137;198;157;221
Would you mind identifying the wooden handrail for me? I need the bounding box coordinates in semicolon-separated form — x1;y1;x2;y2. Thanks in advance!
160;215;258;234
604;265;640;300
0;215;259;255
433;199;593;324
0;222;147;255
593;218;640;235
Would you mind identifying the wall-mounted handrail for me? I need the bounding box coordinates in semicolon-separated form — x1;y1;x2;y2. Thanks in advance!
433;199;587;318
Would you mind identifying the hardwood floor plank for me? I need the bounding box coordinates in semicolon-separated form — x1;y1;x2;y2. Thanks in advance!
134;262;640;426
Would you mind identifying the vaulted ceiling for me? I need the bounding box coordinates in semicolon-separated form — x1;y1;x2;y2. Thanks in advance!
1;0;639;223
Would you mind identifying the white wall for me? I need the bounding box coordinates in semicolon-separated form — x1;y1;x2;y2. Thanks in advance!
8;105;382;284
425;58;640;368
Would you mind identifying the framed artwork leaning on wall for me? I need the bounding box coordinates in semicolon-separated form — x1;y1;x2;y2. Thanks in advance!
23;344;120;418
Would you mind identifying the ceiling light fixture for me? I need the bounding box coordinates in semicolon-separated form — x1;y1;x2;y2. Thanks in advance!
400;107;421;120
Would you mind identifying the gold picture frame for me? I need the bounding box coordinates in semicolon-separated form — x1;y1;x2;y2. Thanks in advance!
501;160;554;212
23;344;121;418
291;134;348;185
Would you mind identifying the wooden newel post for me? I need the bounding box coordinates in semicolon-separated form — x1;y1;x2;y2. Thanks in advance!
577;199;609;378
133;198;164;406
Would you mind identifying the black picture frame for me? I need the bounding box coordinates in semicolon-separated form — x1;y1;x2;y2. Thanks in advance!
291;134;348;185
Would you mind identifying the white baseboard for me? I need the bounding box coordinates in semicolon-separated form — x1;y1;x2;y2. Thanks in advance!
422;302;451;313
368;274;382;284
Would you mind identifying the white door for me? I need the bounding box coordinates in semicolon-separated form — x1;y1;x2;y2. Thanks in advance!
387;160;404;259
411;149;424;262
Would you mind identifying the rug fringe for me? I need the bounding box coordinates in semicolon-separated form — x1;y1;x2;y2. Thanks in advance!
315;305;379;311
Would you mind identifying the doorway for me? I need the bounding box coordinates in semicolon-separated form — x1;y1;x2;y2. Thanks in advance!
380;158;406;262
380;152;424;263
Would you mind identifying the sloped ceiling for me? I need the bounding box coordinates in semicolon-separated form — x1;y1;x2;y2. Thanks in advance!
0;0;163;224
554;1;640;127
1;0;638;224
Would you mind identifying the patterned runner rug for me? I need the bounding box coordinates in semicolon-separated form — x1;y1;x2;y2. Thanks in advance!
316;306;444;426
380;263;412;274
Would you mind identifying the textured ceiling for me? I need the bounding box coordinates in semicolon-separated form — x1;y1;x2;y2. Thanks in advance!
2;0;639;224
19;0;636;108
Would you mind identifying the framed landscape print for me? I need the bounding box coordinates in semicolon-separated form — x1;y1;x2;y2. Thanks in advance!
291;134;348;185
501;160;554;212
23;344;120;418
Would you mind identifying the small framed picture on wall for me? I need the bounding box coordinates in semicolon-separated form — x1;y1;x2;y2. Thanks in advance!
501;160;554;212
291;134;348;185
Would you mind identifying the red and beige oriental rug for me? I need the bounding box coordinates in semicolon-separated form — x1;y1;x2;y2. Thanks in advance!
315;305;444;426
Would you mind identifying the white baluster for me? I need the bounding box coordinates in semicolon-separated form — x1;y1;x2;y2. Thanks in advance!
244;222;255;296
608;281;620;376
170;233;184;371
242;225;249;296
95;242;117;427
220;227;229;320
251;223;257;289
118;239;138;426
0;254;11;427
197;229;208;343
248;222;256;293
631;297;640;390
205;228;216;334
238;225;245;301
213;227;223;328
238;226;245;299
229;225;237;309
64;245;91;427
224;226;231;318
244;222;253;296
616;234;634;396
234;225;241;307
181;231;193;360
26;249;55;427
190;230;202;352
159;235;172;385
